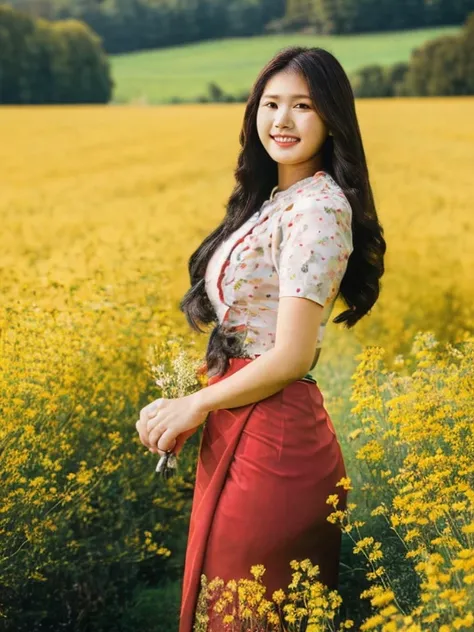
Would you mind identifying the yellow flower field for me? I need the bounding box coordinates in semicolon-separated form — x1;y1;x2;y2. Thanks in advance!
2;99;473;360
1;99;473;630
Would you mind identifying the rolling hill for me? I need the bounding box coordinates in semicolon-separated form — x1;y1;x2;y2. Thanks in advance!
109;26;461;104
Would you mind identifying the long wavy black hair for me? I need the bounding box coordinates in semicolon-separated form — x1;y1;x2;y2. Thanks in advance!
179;46;386;378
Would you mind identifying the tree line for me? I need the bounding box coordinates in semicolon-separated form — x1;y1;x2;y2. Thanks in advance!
0;4;113;104
284;0;474;34
6;0;286;54
5;0;474;55
1;3;473;104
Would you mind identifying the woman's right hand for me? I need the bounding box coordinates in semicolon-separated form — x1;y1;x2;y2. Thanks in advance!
173;426;201;456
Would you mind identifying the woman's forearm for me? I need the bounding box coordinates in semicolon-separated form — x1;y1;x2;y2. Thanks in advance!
194;347;307;414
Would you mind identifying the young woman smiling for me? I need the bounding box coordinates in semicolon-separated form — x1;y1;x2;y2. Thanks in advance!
136;45;386;631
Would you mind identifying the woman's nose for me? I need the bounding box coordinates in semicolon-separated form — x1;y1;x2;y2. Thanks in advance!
275;110;292;126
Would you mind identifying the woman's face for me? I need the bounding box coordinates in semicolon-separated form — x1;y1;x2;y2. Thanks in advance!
256;69;328;172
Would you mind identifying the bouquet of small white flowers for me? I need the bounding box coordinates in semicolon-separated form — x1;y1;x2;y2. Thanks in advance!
145;338;205;479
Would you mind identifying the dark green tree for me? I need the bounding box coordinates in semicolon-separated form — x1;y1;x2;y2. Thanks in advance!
403;12;474;96
49;19;113;103
351;64;391;97
0;4;113;103
0;4;37;102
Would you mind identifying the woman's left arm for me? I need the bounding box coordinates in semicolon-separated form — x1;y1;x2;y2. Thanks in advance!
137;336;316;457
193;298;324;413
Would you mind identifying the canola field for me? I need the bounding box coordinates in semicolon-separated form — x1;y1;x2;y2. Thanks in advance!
1;100;473;630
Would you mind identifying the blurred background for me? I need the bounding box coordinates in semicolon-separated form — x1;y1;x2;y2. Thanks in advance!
1;0;474;103
1;2;474;631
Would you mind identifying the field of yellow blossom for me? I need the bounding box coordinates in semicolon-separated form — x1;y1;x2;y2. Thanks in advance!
0;99;473;631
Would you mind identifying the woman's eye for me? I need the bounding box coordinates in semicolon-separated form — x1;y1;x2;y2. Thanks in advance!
263;102;310;109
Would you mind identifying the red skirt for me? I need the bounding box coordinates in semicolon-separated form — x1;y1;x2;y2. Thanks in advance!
179;357;348;632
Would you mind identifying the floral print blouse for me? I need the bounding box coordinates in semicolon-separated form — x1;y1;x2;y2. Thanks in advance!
204;170;353;366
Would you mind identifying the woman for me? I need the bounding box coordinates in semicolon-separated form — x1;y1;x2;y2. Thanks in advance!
136;46;386;630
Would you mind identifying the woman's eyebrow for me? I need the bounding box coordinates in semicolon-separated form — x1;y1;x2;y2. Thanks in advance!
262;93;311;99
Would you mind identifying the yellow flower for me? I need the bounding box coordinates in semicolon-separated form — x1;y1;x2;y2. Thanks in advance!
250;564;266;580
370;590;395;607
326;494;340;507
360;614;385;630
272;589;285;605
336;476;353;490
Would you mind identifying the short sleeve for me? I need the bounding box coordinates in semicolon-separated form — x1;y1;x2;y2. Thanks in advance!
278;194;353;307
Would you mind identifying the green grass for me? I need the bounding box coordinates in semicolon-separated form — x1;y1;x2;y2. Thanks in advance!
109;26;461;104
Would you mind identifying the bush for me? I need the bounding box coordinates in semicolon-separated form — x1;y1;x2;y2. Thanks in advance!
403;12;474;96
385;62;410;96
0;299;203;629
351;10;474;97
351;64;392;98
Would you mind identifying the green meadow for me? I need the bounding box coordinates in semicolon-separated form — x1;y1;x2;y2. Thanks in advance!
109;26;461;104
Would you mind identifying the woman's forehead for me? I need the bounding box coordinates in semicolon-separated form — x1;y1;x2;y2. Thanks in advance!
263;70;308;96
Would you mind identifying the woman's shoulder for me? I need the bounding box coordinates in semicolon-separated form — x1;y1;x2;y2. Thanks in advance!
280;171;352;224
300;171;351;210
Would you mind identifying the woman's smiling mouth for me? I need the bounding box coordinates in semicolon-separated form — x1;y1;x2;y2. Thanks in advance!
271;135;301;147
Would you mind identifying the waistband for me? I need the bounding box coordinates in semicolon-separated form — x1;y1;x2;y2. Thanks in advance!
301;372;317;384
